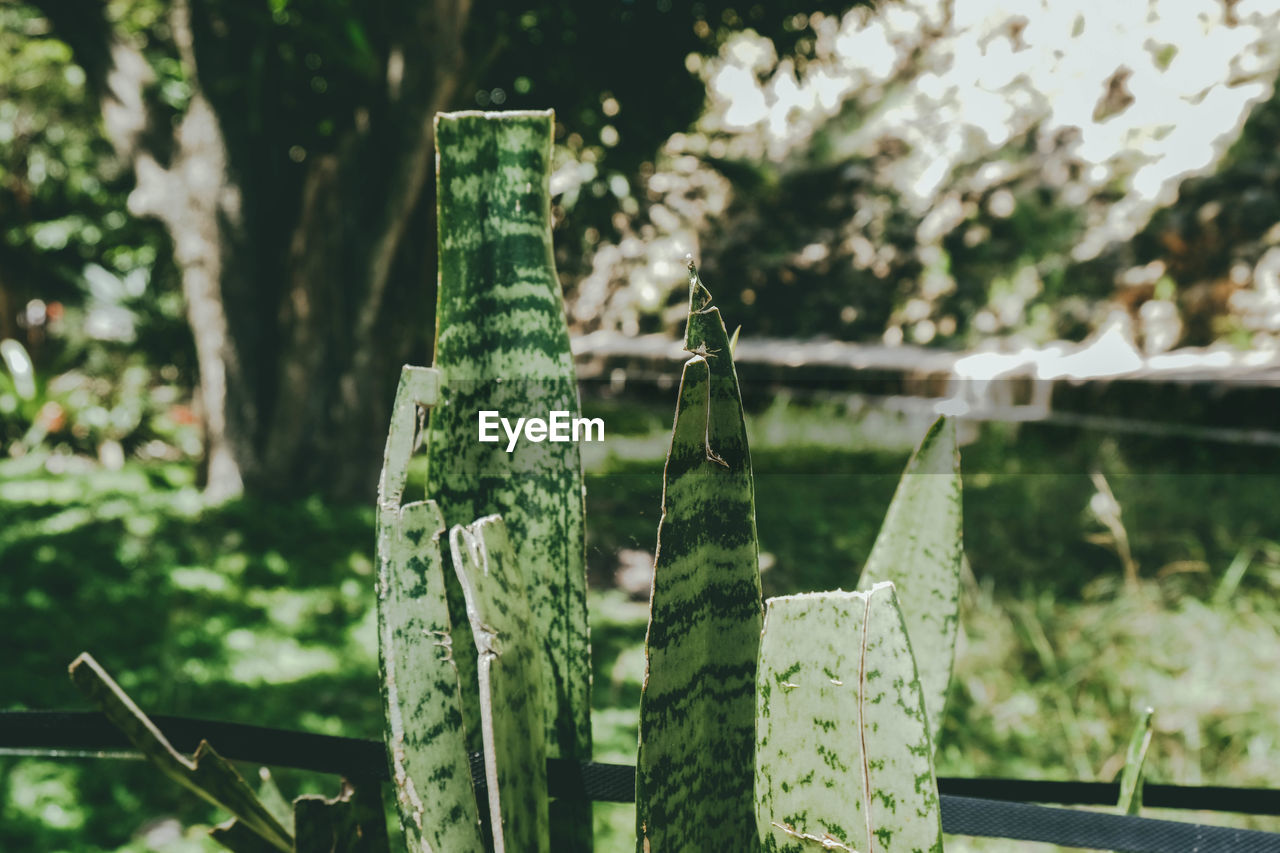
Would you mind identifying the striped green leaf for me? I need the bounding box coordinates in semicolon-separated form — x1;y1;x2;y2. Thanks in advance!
855;416;962;752
450;516;549;853
427;109;592;848
756;583;944;853
635;262;762;852
375;365;484;853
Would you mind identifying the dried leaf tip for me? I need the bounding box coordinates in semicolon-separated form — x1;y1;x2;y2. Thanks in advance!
686;256;714;312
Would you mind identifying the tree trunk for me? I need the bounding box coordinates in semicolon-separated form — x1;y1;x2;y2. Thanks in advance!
56;0;472;501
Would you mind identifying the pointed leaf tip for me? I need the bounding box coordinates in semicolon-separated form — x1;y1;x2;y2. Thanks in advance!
686;256;713;311
1117;707;1155;817
682;262;722;353
856;414;962;754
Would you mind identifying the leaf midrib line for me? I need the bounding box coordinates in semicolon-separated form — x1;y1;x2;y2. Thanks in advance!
859;593;874;853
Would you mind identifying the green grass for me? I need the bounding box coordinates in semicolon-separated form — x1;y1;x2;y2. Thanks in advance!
3;398;1280;851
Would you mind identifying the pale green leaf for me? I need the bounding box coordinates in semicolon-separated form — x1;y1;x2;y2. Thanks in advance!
450;515;549;853
376;501;484;853
756;583;943;853
856;416;962;751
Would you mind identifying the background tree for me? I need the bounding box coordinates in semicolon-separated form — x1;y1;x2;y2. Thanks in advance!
24;0;849;501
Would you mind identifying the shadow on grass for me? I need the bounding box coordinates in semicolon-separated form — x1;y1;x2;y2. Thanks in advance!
0;456;381;850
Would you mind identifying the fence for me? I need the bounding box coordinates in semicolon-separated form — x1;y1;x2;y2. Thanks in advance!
4;710;1280;852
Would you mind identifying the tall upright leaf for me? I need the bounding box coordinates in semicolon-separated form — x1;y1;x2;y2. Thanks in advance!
635;261;762;852
756;583;944;853
375;366;484;853
426;110;592;848
855;416;962;750
450;516;549;853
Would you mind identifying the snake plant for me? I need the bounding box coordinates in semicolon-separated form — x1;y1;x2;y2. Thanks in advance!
633;262;960;850
424;109;593;850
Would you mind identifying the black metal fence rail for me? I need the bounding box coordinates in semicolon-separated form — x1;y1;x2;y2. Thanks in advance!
4;711;1280;852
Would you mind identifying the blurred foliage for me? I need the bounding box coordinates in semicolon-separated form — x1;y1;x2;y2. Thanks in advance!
1126;82;1280;347
0;337;200;464
0;4;194;462
474;0;866;288
9;0;1276;472
168;0;863;253
6;403;1280;849
573;1;1280;353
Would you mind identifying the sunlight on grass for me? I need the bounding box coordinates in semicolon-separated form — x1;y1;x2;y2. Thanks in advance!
7;762;87;831
169;567;228;594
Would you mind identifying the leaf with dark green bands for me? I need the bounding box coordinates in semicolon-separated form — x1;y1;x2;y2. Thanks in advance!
376;500;484;853
375;363;484;853
427;116;592;843
636;263;762;852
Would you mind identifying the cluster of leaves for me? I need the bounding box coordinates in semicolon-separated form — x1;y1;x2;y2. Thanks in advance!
1122;83;1280;347
6;403;1280;849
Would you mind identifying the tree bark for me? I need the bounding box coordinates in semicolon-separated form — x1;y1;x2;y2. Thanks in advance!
49;0;471;501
